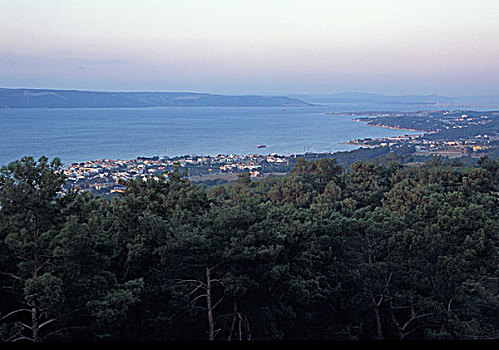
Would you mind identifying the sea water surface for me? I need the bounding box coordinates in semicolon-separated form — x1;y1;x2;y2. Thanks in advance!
0;105;428;166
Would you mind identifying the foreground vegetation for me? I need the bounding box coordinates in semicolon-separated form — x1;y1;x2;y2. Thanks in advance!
0;155;498;341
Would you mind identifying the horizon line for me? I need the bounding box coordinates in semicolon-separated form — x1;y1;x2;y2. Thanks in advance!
3;86;499;99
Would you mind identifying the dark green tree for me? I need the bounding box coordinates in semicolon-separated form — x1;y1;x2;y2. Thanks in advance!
0;156;66;342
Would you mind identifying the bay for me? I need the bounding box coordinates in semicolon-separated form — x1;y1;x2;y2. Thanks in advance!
0;104;431;166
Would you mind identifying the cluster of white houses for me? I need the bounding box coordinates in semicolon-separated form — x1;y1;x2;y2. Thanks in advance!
62;153;292;194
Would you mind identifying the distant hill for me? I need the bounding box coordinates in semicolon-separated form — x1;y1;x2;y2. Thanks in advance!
0;88;312;108
291;92;499;107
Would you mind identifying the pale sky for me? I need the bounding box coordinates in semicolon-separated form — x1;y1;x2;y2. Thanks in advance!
1;0;499;96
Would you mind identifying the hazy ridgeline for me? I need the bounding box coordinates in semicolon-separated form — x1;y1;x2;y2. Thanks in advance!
0;155;498;341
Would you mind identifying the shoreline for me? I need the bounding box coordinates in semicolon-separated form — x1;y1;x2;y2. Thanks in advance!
350;117;428;133
342;118;427;146
364;123;427;133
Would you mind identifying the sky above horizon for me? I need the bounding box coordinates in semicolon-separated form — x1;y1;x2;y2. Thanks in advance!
1;0;499;96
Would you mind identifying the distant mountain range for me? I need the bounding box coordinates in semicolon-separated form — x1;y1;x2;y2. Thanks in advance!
2;88;499;109
0;88;312;108
291;92;499;107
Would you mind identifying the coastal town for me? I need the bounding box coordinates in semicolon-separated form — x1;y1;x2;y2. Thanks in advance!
62;109;498;196
61;153;294;196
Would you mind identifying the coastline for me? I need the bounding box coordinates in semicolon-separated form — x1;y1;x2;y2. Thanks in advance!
364;122;427;133
341;118;426;146
350;117;428;133
340;118;425;145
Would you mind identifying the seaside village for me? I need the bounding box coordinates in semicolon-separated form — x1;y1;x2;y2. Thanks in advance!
61;153;291;195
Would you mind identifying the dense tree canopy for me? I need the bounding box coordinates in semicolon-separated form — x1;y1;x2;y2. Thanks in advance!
1;155;497;341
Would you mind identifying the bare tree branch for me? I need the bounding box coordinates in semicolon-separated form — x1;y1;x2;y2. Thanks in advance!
12;335;33;342
189;294;208;308
15;256;32;262
401;312;433;331
38;318;55;330
35;260;55;274
176;279;207;289
0;271;22;281
212;295;225;311
16;321;33;331
211;279;225;287
0;308;31;321
41;326;77;341
188;282;206;296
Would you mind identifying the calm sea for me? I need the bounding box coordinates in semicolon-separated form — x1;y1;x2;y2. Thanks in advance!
0;104;434;166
